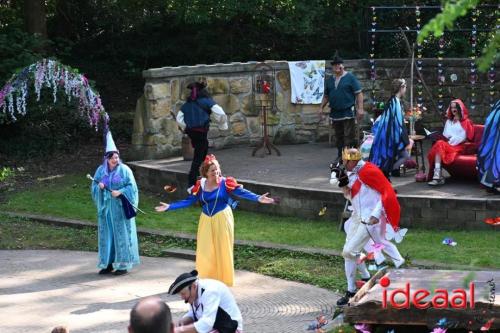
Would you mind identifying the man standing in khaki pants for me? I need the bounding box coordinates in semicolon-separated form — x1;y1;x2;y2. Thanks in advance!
320;53;364;163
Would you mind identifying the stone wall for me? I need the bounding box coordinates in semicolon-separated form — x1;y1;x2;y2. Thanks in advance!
131;59;498;160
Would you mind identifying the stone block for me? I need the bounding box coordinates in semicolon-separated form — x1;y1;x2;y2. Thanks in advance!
131;133;144;145
276;91;290;113
277;70;290;91
152;134;169;145
171;79;180;103
146;118;163;134
231;122;248;136
229;78;251;94
207;78;229;94
274;125;296;144
213;94;240;114
265;112;279;126
230;112;246;123
447;209;475;221
133;95;146;135
301;112;320;125
146;98;172;119
144;83;170;100
241;95;260;116
247;117;261;136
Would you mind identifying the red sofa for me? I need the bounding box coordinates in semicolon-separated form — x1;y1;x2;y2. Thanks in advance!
443;124;484;180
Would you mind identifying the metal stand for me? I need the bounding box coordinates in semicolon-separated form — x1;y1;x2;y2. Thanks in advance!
251;62;281;157
252;105;281;156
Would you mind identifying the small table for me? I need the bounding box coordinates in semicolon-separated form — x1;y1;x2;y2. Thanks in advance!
409;134;426;172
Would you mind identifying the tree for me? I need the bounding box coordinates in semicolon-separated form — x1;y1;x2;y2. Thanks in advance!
23;0;47;38
418;0;499;72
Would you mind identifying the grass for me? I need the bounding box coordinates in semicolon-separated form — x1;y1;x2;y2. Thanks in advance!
1;173;499;268
0;215;346;291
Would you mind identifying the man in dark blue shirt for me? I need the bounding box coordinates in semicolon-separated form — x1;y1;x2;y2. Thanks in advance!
320;54;364;162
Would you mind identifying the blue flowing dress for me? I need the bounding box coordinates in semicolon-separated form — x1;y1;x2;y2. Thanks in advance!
91;162;140;270
369;96;409;174
477;100;500;190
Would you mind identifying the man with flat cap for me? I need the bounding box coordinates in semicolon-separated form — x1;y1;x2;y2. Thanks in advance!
319;52;364;163
169;270;242;333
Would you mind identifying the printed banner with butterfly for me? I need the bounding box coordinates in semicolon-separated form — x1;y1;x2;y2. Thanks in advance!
288;60;325;104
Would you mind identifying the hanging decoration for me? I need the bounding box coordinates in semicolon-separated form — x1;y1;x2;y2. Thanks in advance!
488;7;499;107
415;6;424;109
469;8;479;111
437;34;446;113
0;59;108;131
370;6;377;107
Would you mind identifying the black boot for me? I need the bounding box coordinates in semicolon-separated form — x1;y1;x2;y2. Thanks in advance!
98;264;113;275
336;290;356;306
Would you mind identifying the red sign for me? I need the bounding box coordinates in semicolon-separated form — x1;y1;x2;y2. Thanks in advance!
380;276;475;309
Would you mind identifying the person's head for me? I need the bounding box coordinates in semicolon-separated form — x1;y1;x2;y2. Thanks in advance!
51;326;69;333
342;148;362;171
186;81;209;101
199;154;221;180
330;53;344;75
105;151;120;170
129;297;173;333
448;100;463;120
391;78;407;97
168;270;199;305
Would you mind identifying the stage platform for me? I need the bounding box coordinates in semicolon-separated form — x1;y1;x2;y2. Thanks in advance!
129;143;500;230
343;268;500;330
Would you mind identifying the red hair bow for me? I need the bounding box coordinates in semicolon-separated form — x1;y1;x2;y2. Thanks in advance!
204;154;217;164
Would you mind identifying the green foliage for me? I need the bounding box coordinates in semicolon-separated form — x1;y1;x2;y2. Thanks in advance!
418;0;498;72
0;167;14;182
1;173;499;268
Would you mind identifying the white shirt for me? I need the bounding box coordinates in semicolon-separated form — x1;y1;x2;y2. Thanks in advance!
183;279;243;333
176;104;228;131
346;160;384;222
443;119;466;146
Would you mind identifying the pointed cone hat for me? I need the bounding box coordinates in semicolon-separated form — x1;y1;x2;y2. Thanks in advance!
105;131;118;154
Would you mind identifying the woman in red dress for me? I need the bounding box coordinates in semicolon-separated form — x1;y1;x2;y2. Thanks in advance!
427;99;474;185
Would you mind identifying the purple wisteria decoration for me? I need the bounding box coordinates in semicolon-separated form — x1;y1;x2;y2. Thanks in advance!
0;59;109;130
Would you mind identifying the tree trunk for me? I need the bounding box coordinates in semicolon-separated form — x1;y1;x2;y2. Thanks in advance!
23;0;47;38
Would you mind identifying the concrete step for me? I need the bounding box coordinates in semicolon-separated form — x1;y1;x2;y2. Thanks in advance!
162;248;196;261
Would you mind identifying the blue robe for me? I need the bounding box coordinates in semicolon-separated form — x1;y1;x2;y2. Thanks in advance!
477;100;500;189
91;162;140;270
369;96;410;174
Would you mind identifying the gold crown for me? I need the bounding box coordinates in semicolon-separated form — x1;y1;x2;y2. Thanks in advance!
342;147;362;161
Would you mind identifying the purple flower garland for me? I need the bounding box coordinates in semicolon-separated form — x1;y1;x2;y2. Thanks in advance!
0;59;108;130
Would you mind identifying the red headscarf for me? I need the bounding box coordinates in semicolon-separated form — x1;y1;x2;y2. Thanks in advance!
445;99;475;141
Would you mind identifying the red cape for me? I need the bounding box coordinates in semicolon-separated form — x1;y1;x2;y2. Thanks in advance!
358;162;401;230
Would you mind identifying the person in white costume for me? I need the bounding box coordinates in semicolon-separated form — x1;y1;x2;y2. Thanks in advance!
169;270;243;333
335;148;405;306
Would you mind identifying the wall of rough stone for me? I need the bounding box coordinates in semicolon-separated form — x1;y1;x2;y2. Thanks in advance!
130;59;498;160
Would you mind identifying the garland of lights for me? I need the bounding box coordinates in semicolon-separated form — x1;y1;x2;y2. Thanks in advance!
437;35;445;112
0;59;108;130
488;6;499;107
415;6;423;108
469;8;479;111
370;6;377;106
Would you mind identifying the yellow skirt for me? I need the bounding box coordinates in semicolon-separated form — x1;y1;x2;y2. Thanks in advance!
196;206;235;286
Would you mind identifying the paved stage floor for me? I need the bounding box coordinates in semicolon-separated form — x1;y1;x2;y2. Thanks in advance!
133;142;497;200
0;250;337;333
